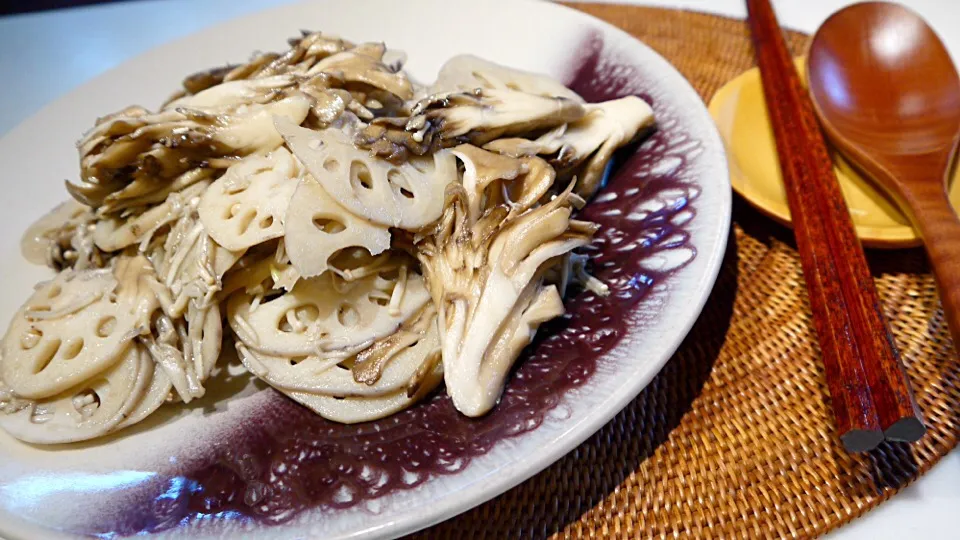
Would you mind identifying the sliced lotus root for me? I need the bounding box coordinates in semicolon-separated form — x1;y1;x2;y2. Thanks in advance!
284;174;390;278
278;360;443;424
94;180;210;252
237;308;438;397
0;268;146;399
0;343;145;444
198;147;300;251
431;54;584;103
276;117;458;229
115;356;173;430
20;199;91;266
227;264;430;358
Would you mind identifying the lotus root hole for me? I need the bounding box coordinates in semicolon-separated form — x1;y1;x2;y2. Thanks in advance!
278;317;294;333
262;290;285;304
47;284;62;299
30;406;53;425
259;215;275;229
72;387;102;418
33;338;62;374
295;305;320;324
323;158;340;172
369;294;389;307
19;327;43;350
226;202;244;219
378;268;400;281
288;356;307;366
312;215;346;234
351;161;374;190
96;316;117;338
337;303;360;327
387;169;415;199
61;338;85;360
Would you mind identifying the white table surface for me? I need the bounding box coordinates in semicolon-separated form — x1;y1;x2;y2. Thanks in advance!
0;0;957;538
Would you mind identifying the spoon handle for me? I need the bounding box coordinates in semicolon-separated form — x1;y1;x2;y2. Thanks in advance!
904;185;960;348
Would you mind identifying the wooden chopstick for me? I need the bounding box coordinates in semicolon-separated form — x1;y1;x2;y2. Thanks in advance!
744;0;924;452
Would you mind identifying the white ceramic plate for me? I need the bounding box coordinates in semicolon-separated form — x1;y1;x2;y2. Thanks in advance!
0;1;730;538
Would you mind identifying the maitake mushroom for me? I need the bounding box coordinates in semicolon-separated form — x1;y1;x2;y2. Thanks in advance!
3;30;656;442
416;147;597;416
485;96;655;198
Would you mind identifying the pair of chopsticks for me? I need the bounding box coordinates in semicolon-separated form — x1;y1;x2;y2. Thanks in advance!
744;0;924;452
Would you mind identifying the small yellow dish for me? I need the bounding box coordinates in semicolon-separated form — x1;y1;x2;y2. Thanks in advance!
708;56;960;248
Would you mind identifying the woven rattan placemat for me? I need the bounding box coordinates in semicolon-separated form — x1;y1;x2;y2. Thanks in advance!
413;4;960;538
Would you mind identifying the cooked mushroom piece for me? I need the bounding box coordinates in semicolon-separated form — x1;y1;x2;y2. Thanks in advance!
72;95;310;212
307;42;414;101
417;182;597;416
484;95;655;198
429;54;585;103
408;87;586;146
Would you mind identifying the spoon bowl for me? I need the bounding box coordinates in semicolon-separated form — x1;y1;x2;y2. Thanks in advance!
808;1;960;351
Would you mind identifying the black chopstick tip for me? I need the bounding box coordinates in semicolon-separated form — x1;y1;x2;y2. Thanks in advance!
841;429;883;453
884;417;926;443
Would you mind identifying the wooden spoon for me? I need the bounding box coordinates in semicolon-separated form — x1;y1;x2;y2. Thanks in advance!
808;2;960;352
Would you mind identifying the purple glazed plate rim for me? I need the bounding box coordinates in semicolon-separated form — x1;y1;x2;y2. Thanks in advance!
0;1;731;538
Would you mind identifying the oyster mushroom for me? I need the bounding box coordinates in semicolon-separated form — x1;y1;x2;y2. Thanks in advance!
417;181;598;416
484;95;655;198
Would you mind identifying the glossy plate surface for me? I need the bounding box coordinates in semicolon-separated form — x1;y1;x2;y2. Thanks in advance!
0;1;730;538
